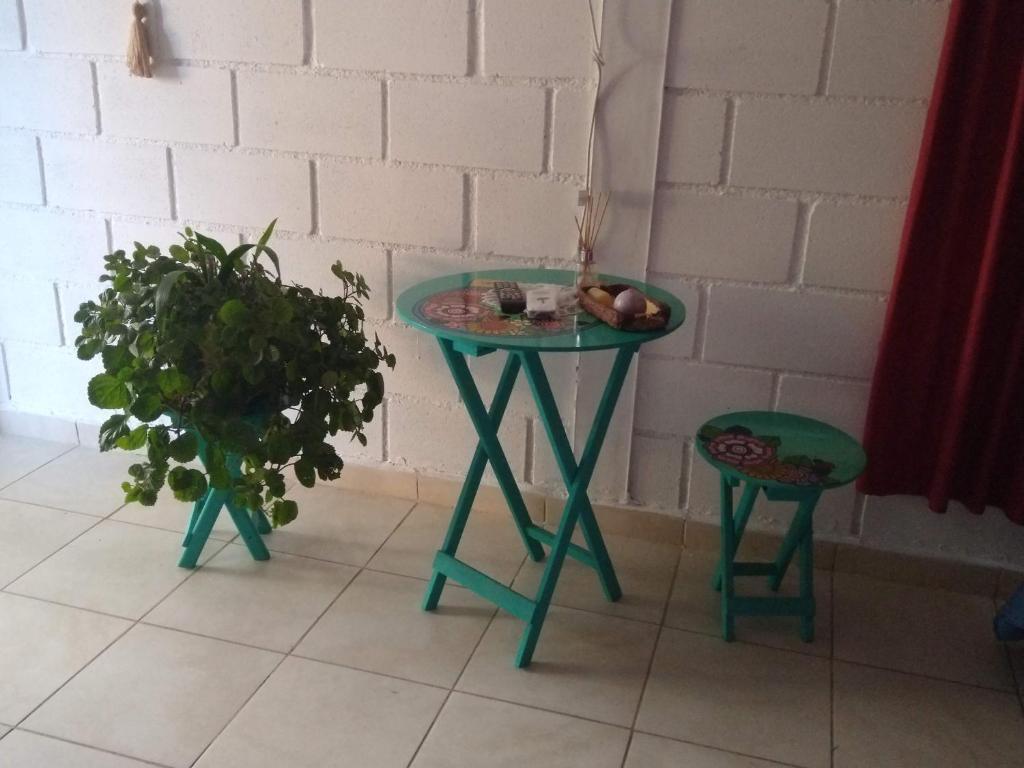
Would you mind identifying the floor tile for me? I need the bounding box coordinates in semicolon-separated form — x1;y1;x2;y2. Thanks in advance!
146;544;358;652
637;628;831;768
833;661;1024;768
666;551;832;656
195;656;445;768
296;569;494;687
1;447;136;517
0;593;130;724
834;572;1013;690
111;491;237;541
513;531;679;624
264;485;412;566
0;499;96;587
7;520;223;619
0;724;8;738
457;605;659;726
23;623;281;768
369;502;527;585
0;436;72;489
0;730;152;767
625;733;784;768
412;692;630;767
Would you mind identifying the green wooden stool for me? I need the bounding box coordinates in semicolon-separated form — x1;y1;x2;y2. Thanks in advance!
695;411;866;643
177;422;272;569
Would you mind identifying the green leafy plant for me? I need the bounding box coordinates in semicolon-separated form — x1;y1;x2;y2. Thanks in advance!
75;221;395;527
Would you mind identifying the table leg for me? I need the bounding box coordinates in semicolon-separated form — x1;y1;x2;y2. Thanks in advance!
425;343;544;612
520;349;622;602
515;346;637;667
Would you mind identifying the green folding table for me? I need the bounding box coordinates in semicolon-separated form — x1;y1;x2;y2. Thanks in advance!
396;269;685;667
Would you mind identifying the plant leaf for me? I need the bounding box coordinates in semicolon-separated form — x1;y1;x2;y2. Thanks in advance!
88;374;130;409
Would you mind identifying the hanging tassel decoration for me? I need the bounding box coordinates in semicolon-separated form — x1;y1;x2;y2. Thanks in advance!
126;2;153;78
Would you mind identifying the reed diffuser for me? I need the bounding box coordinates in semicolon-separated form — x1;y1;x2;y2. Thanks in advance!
575;191;609;289
575;0;609;291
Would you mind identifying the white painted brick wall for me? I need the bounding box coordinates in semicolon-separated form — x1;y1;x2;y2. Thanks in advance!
635;357;774;437
650;191;799;281
23;0;125;55
0;58;95;133
98;66;233;145
174;150;311;232
0;276;60;344
666;0;829;94
477;177;579;259
4;0;1001;566
237;72;381;157
551;88;595;176
390;82;545;171
0;0;21;50
704;286;886;378
43;139;170;218
485;0;598;79
829;0;949;99
730;100;927;196
0;133;41;204
315;0;468;75
319;164;464;248
657;94;727;184
278;240;390;322
803;203;906;292
2;208;108;284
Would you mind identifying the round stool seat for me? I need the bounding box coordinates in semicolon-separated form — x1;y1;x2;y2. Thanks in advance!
696;410;866;490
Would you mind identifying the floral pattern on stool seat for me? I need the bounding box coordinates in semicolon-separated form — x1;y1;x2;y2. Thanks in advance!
698;424;840;488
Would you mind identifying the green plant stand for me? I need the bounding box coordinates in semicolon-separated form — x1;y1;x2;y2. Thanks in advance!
178;431;272;569
397;269;686;668
695;411;866;642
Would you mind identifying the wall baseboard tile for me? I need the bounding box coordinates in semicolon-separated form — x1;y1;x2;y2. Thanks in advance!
0;408;80;444
3;411;1021;597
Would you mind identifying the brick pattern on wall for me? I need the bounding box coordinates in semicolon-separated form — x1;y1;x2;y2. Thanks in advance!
0;0;597;481
634;0;949;537
0;0;956;549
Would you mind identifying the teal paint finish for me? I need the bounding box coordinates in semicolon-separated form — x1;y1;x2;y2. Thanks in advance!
396;269;686;354
177;430;271;569
408;271;686;668
697;411;866;644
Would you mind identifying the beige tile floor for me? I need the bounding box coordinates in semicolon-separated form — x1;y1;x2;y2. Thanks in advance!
0;435;1022;767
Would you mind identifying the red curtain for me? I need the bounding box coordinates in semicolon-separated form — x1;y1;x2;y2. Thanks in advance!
860;0;1024;523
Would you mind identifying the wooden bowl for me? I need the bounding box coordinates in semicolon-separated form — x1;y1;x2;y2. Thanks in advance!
577;284;670;331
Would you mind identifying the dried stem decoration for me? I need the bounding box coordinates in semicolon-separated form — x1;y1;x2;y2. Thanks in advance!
127;2;153;78
579;0;609;252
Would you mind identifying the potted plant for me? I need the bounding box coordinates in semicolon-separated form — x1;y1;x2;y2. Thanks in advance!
75;221;395;565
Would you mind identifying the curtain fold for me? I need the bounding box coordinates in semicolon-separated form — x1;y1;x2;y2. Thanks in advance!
860;0;1024;523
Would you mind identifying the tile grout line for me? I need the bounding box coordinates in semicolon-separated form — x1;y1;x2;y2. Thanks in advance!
187;497;421;767
14;728;173;767
402;536;523;767
0;442;77;492
619;548;683;767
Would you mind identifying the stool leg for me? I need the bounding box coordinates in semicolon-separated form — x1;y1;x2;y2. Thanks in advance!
252;509;272;535
179;489;227;568
719;475;736;642
799;524;815;643
713;481;758;592
769;491;820;592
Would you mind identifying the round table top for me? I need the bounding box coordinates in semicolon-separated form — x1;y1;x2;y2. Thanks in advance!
395;269;686;352
695;411;867;490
